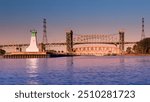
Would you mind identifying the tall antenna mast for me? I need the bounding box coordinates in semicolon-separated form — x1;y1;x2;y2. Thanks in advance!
42;18;48;44
141;17;145;40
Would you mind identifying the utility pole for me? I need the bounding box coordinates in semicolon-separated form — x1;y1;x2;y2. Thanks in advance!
43;18;48;44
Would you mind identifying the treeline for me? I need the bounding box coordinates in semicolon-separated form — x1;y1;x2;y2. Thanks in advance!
0;49;6;55
126;38;150;54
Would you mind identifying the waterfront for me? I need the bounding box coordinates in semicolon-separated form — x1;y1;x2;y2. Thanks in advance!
0;56;150;85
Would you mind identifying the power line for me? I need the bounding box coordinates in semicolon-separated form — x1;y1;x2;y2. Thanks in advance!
141;17;145;40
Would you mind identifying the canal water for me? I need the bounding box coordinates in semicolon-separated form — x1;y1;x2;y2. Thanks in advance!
0;56;150;85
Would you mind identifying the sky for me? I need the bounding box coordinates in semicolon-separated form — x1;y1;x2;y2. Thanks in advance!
0;0;150;44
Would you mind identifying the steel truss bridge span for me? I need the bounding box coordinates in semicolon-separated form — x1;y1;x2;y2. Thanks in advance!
0;41;136;48
66;30;126;54
74;42;137;45
0;30;138;54
0;41;136;49
74;46;120;56
73;34;118;43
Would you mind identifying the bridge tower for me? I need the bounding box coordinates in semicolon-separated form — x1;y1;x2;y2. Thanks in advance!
119;31;125;54
66;30;73;53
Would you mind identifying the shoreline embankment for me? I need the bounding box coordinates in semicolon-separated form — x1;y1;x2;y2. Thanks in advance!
0;53;150;59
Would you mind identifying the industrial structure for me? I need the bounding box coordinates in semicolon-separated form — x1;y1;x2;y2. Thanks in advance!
141;17;145;40
0;18;141;57
3;29;48;58
42;18;48;44
65;30;125;55
74;46;120;56
0;30;136;56
66;30;73;53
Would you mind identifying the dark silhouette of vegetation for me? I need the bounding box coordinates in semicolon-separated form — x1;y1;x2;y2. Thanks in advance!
126;47;133;54
0;49;6;55
133;38;150;54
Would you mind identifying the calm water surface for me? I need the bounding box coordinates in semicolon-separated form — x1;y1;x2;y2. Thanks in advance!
0;56;150;85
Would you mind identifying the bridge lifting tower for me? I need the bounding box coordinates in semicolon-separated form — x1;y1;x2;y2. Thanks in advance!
119;31;125;54
66;30;73;53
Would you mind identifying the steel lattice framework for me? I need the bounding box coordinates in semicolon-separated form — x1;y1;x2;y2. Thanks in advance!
74;46;120;56
0;30;137;54
73;34;119;44
42;18;48;44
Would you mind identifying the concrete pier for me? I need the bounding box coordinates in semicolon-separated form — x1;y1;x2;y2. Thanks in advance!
3;52;48;58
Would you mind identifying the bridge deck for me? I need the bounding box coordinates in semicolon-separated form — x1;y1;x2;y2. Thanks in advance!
0;41;137;48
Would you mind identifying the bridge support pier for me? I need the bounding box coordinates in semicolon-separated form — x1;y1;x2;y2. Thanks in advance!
66;30;73;53
119;31;125;54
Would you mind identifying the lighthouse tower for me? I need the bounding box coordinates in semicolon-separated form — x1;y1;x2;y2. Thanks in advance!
26;30;39;52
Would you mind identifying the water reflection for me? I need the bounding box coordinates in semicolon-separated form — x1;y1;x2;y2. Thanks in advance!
119;56;125;64
1;56;150;85
26;59;39;84
66;57;74;67
66;57;74;84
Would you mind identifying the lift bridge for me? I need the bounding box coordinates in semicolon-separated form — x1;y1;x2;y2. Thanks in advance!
0;30;136;54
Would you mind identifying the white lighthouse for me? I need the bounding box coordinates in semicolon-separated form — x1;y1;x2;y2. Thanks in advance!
26;30;39;52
